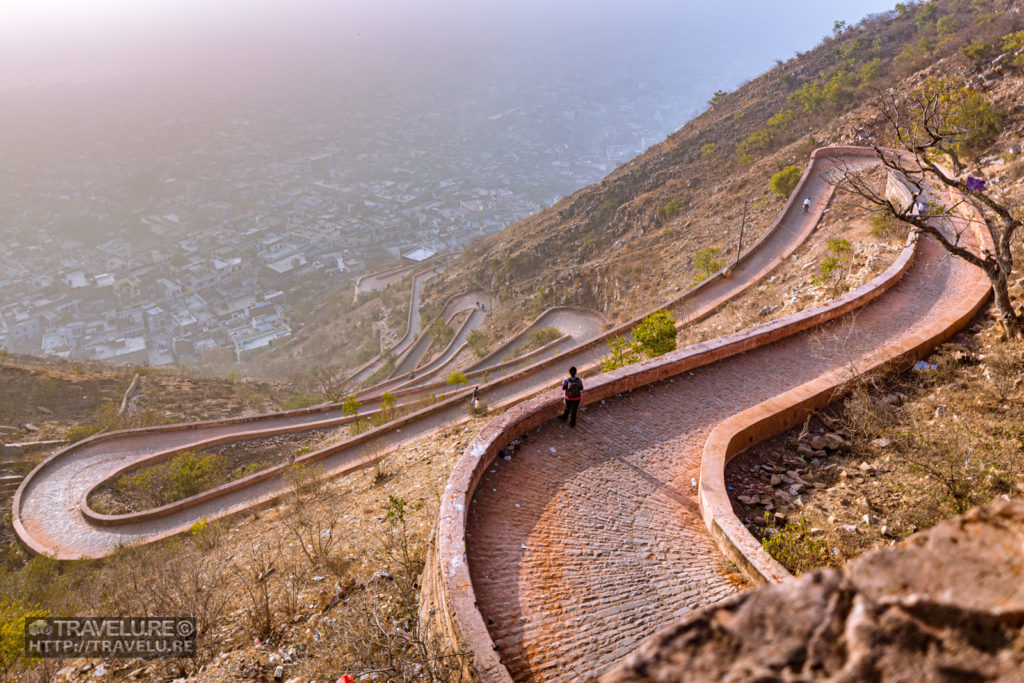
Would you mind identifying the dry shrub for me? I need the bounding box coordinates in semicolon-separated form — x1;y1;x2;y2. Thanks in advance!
103;540;234;674
300;495;469;681
282;464;347;577
232;542;275;641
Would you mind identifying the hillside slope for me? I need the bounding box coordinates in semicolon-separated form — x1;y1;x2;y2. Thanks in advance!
422;0;1024;345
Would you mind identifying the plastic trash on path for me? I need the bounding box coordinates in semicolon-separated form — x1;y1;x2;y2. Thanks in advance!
913;360;938;372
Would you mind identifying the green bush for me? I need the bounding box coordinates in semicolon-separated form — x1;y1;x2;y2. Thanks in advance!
1;596;48;679
658;199;684;219
936;15;959;39
446;370;468;387
526;326;561;350
766;109;794;132
914;3;937;30
466;329;490;358
600;310;677;371
909;77;1003;154
961;40;993;60
341;394;361;417
790;81;825;114
700;143;716;157
632;310;677;358
736;128;773;158
761;514;832;574
1003;31;1024;51
118;450;226;507
426;317;454;347
693;247;725;284
708;89;728;107
769;165;803;198
813;238;854;296
600;336;643;372
230;462;266;480
858;58;882;82
280;392;315;410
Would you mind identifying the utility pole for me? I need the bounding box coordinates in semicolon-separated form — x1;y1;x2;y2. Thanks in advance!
735;201;748;266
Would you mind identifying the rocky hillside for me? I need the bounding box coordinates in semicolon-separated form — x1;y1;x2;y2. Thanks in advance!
422;0;1024;344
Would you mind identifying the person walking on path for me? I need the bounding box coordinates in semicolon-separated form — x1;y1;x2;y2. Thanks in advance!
802;197;810;214
559;366;583;427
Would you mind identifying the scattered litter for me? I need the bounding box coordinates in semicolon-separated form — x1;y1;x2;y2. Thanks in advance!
312;575;326;582
93;664;107;677
726;486;733;491
521;543;528;549
515;503;520;508
912;361;937;372
691;478;697;488
549;447;556;453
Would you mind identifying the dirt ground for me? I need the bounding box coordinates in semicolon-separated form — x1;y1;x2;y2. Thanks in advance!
727;314;1024;574
32;418;486;683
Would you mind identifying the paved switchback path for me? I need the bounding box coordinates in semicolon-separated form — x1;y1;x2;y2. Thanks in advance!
12;149;876;562
466;235;973;680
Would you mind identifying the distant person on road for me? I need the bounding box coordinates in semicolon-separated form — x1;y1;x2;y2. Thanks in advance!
802;197;810;214
559;366;583;428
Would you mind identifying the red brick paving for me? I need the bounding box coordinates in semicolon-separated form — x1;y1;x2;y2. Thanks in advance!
466;233;977;680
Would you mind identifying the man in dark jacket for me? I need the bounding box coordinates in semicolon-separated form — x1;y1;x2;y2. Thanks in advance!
559;366;583;427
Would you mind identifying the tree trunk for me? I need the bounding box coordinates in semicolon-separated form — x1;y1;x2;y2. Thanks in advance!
989;267;1023;338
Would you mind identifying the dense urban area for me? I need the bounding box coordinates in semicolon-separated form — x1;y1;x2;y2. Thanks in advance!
0;56;724;370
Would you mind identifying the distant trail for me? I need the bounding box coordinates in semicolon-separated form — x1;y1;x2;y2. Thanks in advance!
13;148;861;562
344;261;448;388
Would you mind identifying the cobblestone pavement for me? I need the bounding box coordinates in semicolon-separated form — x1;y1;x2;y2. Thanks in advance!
466;234;978;680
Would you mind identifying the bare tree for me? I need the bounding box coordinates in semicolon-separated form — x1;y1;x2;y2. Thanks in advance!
315;364;350;403
836;76;1022;337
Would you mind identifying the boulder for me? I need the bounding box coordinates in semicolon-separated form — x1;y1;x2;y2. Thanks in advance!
602;499;1024;682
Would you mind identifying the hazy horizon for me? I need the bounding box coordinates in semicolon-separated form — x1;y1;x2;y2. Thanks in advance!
0;0;906;368
3;1;900;91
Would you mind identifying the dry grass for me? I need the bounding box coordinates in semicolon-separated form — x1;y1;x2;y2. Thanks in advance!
0;419;483;682
728;318;1024;573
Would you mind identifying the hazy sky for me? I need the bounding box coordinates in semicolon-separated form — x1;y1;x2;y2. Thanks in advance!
1;0;901;90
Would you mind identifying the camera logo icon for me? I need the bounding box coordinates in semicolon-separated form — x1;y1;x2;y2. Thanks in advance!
27;620;52;636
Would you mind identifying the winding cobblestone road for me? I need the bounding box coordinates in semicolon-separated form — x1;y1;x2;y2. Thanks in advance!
464;221;980;679
14;149;877;569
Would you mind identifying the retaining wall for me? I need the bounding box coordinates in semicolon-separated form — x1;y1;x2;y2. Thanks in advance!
433;230;921;681
697;178;992;584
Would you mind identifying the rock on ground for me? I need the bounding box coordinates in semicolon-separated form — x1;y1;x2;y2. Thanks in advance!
602;498;1024;682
